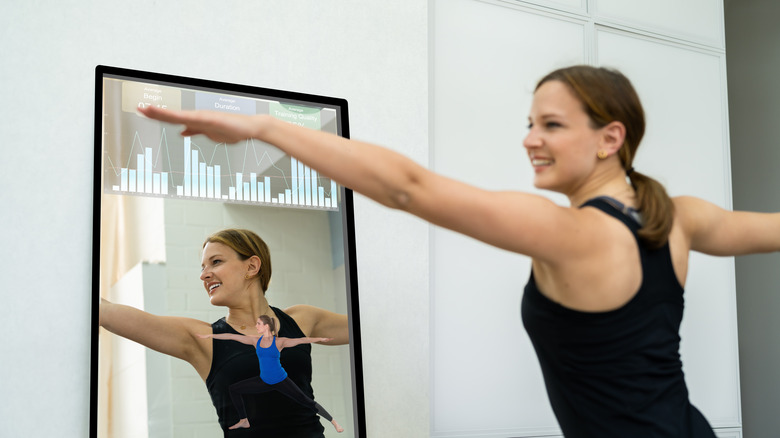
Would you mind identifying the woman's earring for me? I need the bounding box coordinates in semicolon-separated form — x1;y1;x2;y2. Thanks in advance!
597;150;609;160
245;274;251;280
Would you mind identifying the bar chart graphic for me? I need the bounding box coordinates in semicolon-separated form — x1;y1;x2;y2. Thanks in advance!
103;127;339;210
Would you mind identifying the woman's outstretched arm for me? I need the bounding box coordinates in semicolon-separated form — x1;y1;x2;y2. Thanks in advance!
100;298;212;376
137;106;591;263
275;336;333;351
675;196;780;256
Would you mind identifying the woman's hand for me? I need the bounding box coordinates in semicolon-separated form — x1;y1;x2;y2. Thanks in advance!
138;106;267;144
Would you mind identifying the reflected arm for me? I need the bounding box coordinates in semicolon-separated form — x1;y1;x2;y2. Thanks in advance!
285;304;349;345
276;336;333;351
99;298;210;366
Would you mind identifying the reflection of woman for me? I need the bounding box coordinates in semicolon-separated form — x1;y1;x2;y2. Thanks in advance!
140;65;780;437
100;228;348;437
198;315;344;433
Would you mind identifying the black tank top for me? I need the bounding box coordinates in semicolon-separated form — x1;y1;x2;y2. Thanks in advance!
521;197;716;437
205;306;325;437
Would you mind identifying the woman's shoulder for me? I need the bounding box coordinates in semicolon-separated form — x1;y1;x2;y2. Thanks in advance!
670;195;718;232
270;305;307;337
282;304;321;335
671;195;704;209
283;304;321;317
671;195;724;211
282;304;349;342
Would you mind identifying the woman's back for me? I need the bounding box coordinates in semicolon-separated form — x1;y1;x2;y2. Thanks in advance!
522;198;715;437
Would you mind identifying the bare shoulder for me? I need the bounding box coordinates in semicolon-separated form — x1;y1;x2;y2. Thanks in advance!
283;304;321;334
177;315;215;331
284;304;341;323
536;203;635;264
672;194;724;212
671;195;722;233
672;195;711;215
284;304;348;343
284;303;320;319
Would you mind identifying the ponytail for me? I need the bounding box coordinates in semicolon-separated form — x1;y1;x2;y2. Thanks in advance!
628;170;674;248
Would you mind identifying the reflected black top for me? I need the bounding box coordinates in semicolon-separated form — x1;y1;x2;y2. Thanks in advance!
521;197;715;437
206;306;325;438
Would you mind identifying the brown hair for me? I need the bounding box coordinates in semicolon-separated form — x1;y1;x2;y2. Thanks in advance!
536;65;674;248
204;228;272;292
258;314;276;334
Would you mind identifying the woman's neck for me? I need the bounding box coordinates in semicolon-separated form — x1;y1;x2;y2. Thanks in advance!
226;296;272;330
567;168;635;208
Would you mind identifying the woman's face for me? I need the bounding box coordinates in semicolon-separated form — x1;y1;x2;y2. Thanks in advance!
523;80;604;195
255;319;269;334
200;241;251;306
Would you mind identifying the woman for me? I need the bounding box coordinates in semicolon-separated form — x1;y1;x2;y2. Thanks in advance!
140;66;780;437
100;228;348;437
198;314;344;433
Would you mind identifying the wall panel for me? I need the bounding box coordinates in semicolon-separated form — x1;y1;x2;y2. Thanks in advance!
506;0;586;13
592;0;724;47
597;27;739;428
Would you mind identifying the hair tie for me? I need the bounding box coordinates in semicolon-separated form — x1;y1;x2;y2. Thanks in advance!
626;167;635;176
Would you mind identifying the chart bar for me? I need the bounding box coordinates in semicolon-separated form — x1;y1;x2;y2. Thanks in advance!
184;137;191;197
215;165;221;199
199;162;206;197
207;166;214;198
191;149;199;197
162;173;169;195
145;148;153;194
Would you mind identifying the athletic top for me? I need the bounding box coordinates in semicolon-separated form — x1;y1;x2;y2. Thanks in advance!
256;335;288;384
206;306;325;437
521;197;716;438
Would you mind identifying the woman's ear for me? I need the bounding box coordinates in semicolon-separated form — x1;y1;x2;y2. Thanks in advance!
246;255;262;277
600;120;626;155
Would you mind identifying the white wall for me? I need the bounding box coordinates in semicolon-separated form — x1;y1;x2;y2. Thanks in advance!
725;0;780;436
0;1;429;437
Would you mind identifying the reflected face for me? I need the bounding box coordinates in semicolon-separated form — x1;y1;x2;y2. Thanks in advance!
523;80;602;194
200;242;251;306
